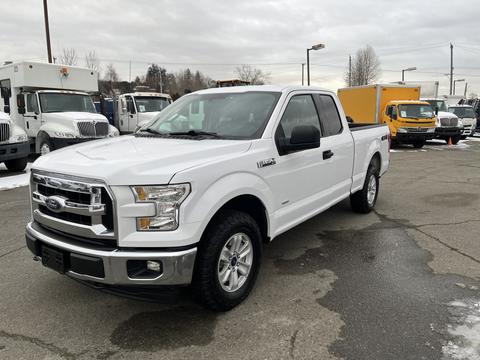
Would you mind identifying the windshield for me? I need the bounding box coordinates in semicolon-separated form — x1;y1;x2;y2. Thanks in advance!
425;100;447;112
398;104;434;119
143;91;281;139
134;96;171;113
448;107;475;118
39;93;96;113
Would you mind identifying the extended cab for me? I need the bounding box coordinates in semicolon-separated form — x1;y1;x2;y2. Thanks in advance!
0;112;29;172
338;85;436;148
25;86;389;311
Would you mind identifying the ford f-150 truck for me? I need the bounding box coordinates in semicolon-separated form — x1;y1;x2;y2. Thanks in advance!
25;86;390;311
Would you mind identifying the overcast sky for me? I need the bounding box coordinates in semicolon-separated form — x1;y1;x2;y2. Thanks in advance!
1;0;480;95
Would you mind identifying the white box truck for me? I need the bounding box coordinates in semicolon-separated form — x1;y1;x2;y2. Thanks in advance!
0;111;29;172
115;92;172;133
0;62;119;155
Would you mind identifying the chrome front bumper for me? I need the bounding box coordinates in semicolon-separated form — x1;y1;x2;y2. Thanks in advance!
25;222;197;286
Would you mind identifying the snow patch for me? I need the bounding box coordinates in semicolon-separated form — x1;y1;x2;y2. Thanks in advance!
443;299;480;360
0;163;32;191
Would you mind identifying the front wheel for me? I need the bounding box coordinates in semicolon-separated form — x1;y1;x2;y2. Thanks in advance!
351;163;379;213
461;135;467;140
451;135;461;145
39;138;54;155
4;157;28;172
413;141;425;149
192;210;262;311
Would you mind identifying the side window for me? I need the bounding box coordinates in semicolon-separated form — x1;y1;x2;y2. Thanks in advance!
385;105;392;116
126;96;136;113
26;93;39;113
314;94;343;136
276;94;321;140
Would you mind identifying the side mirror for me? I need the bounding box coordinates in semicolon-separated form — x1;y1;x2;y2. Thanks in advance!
16;94;26;115
279;125;320;154
121;107;127;113
346;116;353;123
3;105;10;114
434;106;439;115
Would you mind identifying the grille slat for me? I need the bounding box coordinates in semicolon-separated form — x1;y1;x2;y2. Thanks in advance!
0;123;10;142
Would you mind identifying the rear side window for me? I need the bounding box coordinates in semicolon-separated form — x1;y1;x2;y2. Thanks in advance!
314;94;343;136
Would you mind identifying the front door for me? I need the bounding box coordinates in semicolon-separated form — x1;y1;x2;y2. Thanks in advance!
24;93;42;138
126;96;138;132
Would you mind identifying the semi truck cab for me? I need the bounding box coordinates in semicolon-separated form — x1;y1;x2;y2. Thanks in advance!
117;92;172;133
423;98;463;144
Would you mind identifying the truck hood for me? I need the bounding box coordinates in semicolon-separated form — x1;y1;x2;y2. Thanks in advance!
43;112;109;123
437;111;456;119
32;135;252;185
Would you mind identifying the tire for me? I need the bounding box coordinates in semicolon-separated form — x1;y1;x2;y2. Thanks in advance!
4;157;28;172
192;210;262;311
461;135;467;140
350;160;380;214
413;141;425;149
451;135;461;145
39;137;54;155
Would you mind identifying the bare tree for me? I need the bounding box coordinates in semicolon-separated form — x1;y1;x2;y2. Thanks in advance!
468;92;478;99
234;64;271;85
59;48;78;66
85;50;100;73
103;63;119;82
345;45;381;86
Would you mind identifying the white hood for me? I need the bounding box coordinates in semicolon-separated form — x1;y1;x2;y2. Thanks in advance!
44;112;109;123
437;111;457;119
32;135;252;185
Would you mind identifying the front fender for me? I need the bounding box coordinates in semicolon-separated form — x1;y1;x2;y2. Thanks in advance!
182;172;275;238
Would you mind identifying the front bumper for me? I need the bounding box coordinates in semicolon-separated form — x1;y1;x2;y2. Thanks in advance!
435;127;462;137
395;131;434;143
25;221;197;286
461;125;475;136
0;141;30;162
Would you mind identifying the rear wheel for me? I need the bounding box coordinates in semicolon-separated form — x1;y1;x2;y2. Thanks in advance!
4;157;28;172
192;210;262;311
351;160;380;213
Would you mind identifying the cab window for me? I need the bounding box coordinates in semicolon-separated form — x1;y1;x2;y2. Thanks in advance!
313;94;343;136
126;96;136;114
275;95;321;140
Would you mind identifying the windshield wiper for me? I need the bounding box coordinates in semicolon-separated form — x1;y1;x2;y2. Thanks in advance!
169;130;222;138
139;128;165;135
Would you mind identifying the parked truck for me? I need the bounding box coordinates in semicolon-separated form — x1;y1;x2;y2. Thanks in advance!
423;98;463;144
0;112;29;172
338;84;436;148
115;92;172;133
0;62;119;155
447;104;477;138
25;85;389;311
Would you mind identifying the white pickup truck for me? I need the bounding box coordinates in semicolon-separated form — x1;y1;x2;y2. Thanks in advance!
25;86;390;311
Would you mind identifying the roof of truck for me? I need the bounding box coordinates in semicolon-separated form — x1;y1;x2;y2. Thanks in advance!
448;104;473;108
194;85;332;94
388;100;430;105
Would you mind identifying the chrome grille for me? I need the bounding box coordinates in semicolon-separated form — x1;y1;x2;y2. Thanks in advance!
440;117;458;127
0;123;10;142
30;172;116;241
95;122;108;136
77;121;108;137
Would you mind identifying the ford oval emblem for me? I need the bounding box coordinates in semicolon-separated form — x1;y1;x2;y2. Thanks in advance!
45;197;64;212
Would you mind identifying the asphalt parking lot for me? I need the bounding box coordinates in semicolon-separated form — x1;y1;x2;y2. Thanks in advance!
1;138;479;360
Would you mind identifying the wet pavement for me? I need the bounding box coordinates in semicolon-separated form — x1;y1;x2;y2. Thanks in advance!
0;138;479;359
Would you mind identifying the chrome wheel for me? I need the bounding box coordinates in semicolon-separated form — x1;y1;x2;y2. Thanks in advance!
217;233;253;292
367;174;377;206
40;143;51;156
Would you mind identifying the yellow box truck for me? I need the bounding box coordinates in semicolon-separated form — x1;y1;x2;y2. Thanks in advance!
338;85;436;148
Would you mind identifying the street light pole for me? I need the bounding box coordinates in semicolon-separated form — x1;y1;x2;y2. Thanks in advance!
43;0;52;63
306;43;325;86
401;67;416;82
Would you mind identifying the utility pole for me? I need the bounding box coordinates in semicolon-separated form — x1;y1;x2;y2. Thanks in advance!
464;82;468;97
43;0;53;63
449;43;454;95
348;55;352;87
301;63;305;86
129;60;131;83
307;49;310;86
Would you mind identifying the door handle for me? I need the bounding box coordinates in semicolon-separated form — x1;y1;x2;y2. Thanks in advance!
129;114;133;118
323;150;334;160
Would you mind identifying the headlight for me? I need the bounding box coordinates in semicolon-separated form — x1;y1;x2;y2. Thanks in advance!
131;184;191;231
397;128;407;133
427;128;435;133
108;128;120;137
13;134;28;142
457;120;464;128
54;131;75;138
